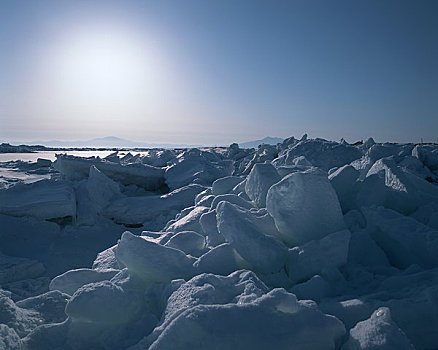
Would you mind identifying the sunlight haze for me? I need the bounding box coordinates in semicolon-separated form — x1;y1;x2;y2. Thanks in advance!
1;0;437;145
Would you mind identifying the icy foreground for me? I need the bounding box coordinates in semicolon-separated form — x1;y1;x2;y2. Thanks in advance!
1;137;438;349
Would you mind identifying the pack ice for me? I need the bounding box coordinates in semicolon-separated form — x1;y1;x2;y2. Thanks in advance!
1;137;438;349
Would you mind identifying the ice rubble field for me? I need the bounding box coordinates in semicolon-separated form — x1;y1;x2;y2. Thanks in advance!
1;136;438;349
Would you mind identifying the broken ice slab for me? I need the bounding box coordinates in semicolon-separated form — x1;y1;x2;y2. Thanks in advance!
54;154;165;190
0;179;76;221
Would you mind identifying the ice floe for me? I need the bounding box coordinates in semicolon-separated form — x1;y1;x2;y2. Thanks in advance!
1;136;438;349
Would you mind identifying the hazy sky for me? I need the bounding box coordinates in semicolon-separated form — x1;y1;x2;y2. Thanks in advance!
1;0;437;145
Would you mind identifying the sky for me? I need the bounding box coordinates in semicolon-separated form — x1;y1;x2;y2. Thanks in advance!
0;0;437;145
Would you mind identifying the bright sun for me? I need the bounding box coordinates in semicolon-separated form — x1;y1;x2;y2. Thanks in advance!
35;24;179;131
49;29;161;105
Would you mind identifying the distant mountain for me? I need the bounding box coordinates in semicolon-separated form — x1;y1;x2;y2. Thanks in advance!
7;135;284;149
25;136;202;149
238;136;284;149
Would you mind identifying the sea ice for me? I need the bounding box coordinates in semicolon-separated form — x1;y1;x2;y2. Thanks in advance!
194;243;251;275
164;149;232;190
92;245;123;271
209;193;255;210
164;230;206;256
115;231;196;286
364;206;438;269
290;275;331;302
104;184;205;228
211;175;243;195
341;307;415;350
216;201;289;274
245;162;281;207
0;324;21;350
0;179;76;221
65;281;149;325
165;206;209;233
0;289;69;338
54;154;165;190
86;165;121;213
2;136;438;349
49;268;119;295
147;275;345;350
241;144;279;174
266;168;345;246
275;138;361;171
329;165;360;213
199;209;225;247
413;144;438;171
288;230;351;285
0;252;45;285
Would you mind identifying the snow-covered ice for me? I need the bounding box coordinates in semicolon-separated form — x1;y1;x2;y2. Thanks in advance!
217;201;289;274
245;162;280;207
1;136;438;349
341;307;415;350
115;231;196;286
266;168;346;246
0;179;76;221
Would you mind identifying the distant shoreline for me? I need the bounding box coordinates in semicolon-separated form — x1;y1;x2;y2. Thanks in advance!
2;139;437;155
0;142;218;154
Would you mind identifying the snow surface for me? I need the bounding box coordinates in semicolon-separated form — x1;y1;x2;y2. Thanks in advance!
1;137;438;349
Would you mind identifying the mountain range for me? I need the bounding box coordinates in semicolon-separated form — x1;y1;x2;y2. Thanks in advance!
22;136;202;149
4;136;284;149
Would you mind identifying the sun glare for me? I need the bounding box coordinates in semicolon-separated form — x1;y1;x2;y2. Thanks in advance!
45;27;165;107
63;35;146;99
27;22;186;137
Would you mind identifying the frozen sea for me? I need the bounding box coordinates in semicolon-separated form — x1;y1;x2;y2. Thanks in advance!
0;150;140;187
1;137;438;350
0;150;123;162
